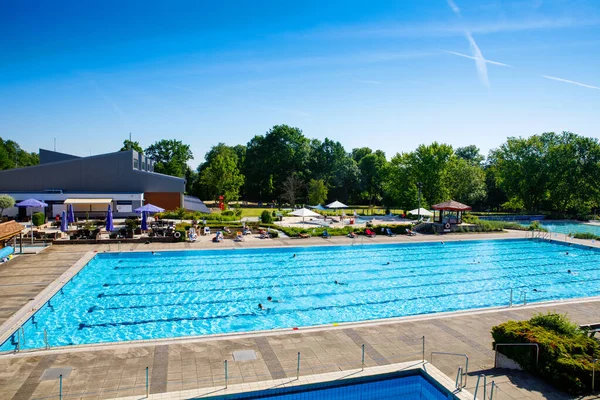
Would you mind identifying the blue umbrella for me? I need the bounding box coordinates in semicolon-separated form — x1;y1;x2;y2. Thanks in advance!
106;204;114;232
141;211;148;231
15;198;48;244
67;204;75;223
15;198;48;208
60;210;68;233
134;204;165;213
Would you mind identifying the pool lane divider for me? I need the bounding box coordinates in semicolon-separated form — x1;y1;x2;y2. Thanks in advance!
75;274;600;331
0;251;98;352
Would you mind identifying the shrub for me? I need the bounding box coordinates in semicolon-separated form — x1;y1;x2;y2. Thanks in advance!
269;230;279;238
492;313;600;394
260;210;273;224
221;210;234;216
234;208;243;217
124;218;139;230
573;232;600;240
32;212;45;227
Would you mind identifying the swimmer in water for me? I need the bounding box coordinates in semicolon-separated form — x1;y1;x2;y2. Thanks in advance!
334;280;347;285
293;254;297;258
267;296;280;303
258;303;265;310
151;251;156;255
386;261;391;265
533;289;543;292
566;251;569;255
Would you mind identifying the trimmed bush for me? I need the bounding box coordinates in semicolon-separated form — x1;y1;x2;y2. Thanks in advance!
32;212;45;227
221;210;234;216
260;210;273;224
492;313;600;394
573;232;600;240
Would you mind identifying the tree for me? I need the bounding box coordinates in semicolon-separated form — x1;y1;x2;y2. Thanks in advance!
408;142;454;206
455;145;484;165
0;138;39;170
382;153;419;210
351;147;372;163
144;139;193;178
358;152;387;206
199;144;244;204
445;157;486;204
0;194;15;215
280;173;304;206
243;125;310;200
307;179;328;205
120;140;143;153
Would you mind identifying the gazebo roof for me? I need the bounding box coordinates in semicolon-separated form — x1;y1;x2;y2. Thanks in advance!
431;200;472;211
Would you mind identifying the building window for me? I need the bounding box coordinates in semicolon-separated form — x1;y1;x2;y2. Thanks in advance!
134;159;139;169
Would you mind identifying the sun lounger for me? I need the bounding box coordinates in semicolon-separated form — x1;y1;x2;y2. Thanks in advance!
386;228;396;237
235;231;244;242
322;230;331;239
188;228;198;242
298;233;310;238
365;229;376;238
405;228;417;236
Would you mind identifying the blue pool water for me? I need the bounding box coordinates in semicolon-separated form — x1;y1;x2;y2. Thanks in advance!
520;221;600;236
210;373;450;399
2;238;600;351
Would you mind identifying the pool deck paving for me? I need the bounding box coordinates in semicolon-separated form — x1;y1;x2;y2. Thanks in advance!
0;232;599;400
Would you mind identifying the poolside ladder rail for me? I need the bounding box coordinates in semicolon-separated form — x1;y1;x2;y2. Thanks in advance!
519;290;527;305
455;366;463;391
145;366;149;398
509;288;513;307
430;352;468;387
361;344;365;370
43;328;49;349
224;360;228;388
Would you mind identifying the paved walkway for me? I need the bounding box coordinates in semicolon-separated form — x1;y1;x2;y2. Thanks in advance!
1;233;599;400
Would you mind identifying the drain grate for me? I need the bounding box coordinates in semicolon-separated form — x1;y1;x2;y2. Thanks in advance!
40;367;72;381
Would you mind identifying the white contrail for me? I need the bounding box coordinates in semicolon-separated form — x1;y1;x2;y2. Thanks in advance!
447;0;462;17
465;32;490;87
445;51;512;67
542;75;600;90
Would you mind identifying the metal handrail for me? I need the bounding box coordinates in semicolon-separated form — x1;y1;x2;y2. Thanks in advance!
455;366;463;391
519;290;527;305
494;343;539;369
431;352;468;386
473;374;486;400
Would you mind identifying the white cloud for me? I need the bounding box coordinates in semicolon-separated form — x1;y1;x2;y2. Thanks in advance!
445;50;512;67
542;75;600;90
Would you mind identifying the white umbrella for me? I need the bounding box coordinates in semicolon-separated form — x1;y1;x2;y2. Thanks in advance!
408;208;433;217
308;204;328;211
289;208;321;224
326;200;348;209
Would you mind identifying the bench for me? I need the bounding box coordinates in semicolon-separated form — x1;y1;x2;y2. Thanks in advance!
580;323;600;337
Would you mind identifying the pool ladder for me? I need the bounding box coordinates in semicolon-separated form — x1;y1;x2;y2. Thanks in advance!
473;375;496;400
508;289;527;307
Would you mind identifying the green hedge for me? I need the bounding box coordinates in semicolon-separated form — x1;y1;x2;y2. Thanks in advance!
491;313;599;394
573;232;600;240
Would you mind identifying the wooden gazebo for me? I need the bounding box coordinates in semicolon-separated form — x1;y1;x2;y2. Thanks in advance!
0;220;24;249
431;200;471;226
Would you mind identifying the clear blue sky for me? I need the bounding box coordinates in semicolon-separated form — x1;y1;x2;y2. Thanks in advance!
1;0;599;164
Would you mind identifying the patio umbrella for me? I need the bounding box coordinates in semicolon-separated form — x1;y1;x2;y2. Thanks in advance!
106;204;114;232
134;204;165;213
60;210;68;233
67;204;75;224
15;198;48;244
408;208;433;217
290;207;321;224
141;211;148;231
326;200;348;215
308;204;328;211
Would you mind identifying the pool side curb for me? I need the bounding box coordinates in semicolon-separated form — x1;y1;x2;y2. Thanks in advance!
0;251;97;351
110;360;473;400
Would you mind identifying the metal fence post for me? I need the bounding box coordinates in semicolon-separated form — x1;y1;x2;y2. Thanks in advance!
59;374;63;400
422;336;425;362
593;358;597;392
297;352;301;379
145;366;149;398
361;344;365;371
224;360;228;388
509;288;513;307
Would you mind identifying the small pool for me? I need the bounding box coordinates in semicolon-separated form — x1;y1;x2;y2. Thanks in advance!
2;238;600;351
520;221;600;236
210;372;453;400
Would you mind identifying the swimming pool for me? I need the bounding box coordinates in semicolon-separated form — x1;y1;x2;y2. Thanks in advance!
520;221;600;236
210;371;452;399
2;238;600;351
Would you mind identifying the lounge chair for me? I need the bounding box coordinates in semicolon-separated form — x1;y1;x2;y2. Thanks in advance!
348;231;357;238
259;229;270;239
322;230;331;239
298;233;310;239
235;231;244;242
386;228;396;237
212;231;223;242
188;228;198;242
203;226;210;236
365;229;376;238
405;228;417;236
